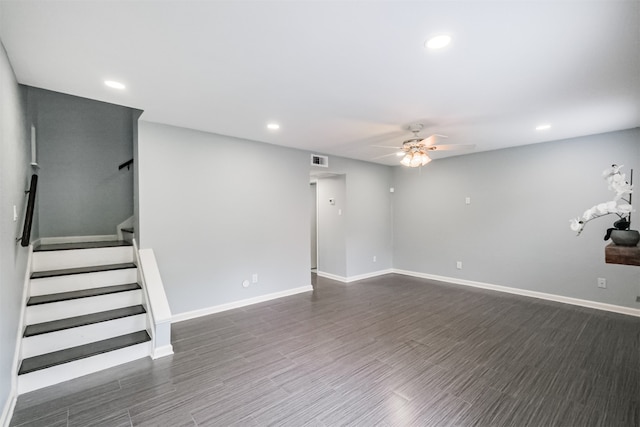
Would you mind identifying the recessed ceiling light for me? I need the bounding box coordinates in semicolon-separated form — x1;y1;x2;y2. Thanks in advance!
425;35;452;50
267;123;280;130
536;124;551;131
104;80;126;90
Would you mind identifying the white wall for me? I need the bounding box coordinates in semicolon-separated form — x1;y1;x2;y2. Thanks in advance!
309;183;317;269
137;121;312;315
345;160;393;277
0;40;29;421
313;157;394;280
317;175;347;277
26;87;134;238
393;128;640;309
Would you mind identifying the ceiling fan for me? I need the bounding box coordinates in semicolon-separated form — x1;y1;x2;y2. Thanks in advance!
375;124;475;167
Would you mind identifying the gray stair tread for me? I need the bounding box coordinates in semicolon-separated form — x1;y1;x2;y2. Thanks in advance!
31;262;136;279
27;283;140;306
34;240;132;252
18;331;151;375
24;305;146;337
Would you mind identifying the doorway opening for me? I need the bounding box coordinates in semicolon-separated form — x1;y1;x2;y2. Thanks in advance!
310;181;318;272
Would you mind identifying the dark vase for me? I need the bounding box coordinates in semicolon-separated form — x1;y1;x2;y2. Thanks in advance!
610;229;640;246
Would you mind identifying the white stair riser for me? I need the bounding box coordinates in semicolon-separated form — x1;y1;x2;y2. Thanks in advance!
26;290;143;324
30;268;137;296
18;341;151;394
32;247;134;272
22;315;147;358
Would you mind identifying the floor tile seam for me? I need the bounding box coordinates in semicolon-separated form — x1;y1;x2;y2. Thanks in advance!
222;356;295;383
230;383;301;424
65;383;178;421
189;381;290;425
9;407;70;427
126;386;203;421
171;325;240;342
117;378;176;397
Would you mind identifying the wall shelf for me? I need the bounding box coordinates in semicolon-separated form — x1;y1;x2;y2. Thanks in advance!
605;243;640;266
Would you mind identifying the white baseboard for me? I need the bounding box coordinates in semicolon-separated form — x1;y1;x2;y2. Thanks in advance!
316;271;347;282
151;344;174;359
38;235;119;245
345;269;394;283
0;391;17;427
393;269;640;318
172;285;313;323
317;269;393;283
4;246;34;427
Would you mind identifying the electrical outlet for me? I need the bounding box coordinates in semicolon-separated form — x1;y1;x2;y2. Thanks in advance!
373;255;377;262
597;277;607;288
456;261;463;270
252;273;258;284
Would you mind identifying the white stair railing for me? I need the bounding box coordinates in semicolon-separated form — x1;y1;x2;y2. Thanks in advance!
133;240;173;359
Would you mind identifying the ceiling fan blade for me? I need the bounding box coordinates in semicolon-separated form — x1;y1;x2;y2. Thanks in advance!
372;152;403;160
371;145;402;149
430;144;476;151
421;134;448;146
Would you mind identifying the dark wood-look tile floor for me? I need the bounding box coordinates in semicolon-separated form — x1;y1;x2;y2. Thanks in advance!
10;274;640;426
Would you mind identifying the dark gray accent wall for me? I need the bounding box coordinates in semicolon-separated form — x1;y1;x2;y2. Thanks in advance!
0;41;29;420
393;128;640;308
26;87;135;238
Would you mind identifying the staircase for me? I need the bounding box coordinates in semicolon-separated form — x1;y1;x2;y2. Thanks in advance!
18;240;152;394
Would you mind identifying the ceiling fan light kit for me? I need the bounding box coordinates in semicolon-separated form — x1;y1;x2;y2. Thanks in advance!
399;124;434;168
393;123;475;168
371;123;475;167
401;150;432;167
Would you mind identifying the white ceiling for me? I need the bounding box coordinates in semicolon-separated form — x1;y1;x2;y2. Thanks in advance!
1;1;638;165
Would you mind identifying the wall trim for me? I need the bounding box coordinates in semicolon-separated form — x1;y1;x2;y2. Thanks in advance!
317;269;393;283
172;285;314;323
0;393;16;427
2;245;33;427
345;269;394;283
393;269;640;318
38;235;118;245
316;271;347;282
151;345;174;360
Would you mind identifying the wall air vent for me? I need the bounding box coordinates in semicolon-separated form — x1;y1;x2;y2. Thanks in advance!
311;154;328;168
